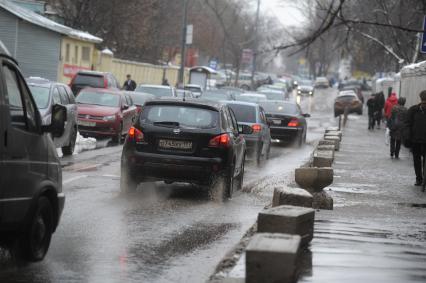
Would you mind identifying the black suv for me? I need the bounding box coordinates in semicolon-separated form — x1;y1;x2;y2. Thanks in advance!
69;70;120;95
120;99;249;199
0;42;66;261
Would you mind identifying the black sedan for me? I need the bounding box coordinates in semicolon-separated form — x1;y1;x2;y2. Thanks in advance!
120;99;248;199
260;100;310;146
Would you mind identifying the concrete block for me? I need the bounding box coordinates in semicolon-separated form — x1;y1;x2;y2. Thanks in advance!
324;133;342;141
325;126;339;132
313;155;333;167
314;149;334;160
295;167;333;192
312;191;333;210
322;137;340;150
272;186;313;208
317;144;335;151
246;233;301;283
257;205;315;246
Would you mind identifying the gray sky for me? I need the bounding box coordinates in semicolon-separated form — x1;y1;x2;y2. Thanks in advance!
261;0;307;28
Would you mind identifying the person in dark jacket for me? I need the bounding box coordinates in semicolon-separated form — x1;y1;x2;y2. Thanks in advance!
406;91;426;186
375;91;385;129
388;97;407;158
367;94;377;130
123;74;137;91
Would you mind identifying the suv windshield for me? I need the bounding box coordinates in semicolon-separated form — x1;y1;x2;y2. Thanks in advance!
228;104;256;123
76;91;120;107
135;86;173;97
74;74;105;88
141;105;218;129
28;85;50;109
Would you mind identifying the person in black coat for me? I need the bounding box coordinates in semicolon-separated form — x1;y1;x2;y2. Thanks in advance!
123;74;137;91
406;90;426;186
366;94;377;130
375;91;385;129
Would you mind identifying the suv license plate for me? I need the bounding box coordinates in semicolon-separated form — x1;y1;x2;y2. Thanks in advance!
158;139;192;150
78;120;96;127
272;119;281;125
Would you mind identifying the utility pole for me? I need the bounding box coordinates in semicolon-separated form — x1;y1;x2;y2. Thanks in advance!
250;0;261;90
178;0;189;85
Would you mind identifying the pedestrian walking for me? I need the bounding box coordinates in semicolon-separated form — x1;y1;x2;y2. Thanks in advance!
388;97;407;158
375;91;385;129
123;74;137;91
406;91;426;186
367;94;377;130
384;92;398;123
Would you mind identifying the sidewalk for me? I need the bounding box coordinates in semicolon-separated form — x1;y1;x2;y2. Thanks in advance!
299;114;426;283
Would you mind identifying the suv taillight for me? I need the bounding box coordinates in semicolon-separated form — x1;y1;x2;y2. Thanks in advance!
104;77;108;88
128;126;144;142
208;133;231;148
288;118;299;127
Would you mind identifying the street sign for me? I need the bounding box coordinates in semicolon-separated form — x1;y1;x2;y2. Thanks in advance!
421;15;426;53
209;58;218;70
186;24;193;45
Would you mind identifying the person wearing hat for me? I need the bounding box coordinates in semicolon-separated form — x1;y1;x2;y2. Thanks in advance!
406;91;426;186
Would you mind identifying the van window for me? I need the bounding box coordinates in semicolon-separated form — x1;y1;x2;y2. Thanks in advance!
3;64;25;128
3;64;37;131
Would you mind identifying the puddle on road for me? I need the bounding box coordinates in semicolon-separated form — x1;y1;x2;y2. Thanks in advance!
327;184;376;195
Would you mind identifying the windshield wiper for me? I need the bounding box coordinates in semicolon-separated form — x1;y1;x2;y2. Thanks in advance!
153;121;180;128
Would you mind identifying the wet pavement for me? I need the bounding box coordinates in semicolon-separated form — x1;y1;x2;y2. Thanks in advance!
298;110;426;283
0;91;337;282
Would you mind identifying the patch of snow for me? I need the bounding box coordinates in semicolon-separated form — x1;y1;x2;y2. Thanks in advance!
101;48;114;55
75;132;97;154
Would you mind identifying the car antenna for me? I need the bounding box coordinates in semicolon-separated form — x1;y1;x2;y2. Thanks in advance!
182;82;186;102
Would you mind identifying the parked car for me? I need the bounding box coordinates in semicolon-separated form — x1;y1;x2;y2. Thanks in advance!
120;99;249;199
334;90;363;117
203;89;236;101
235;93;267;103
226;101;271;165
297;80;314;96
183;84;203;98
235;73;253;90
0;42;66;261
76;88;138;143
27;78;78;155
260;100;310;146
69;70;121;95
135;84;176;98
257;89;285;100
124;91;155;113
340;85;364;104
314;77;330;89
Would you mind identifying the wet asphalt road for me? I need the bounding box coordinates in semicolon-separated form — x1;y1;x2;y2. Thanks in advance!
0;90;337;283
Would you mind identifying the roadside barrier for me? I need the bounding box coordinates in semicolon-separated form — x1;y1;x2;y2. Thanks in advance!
211;126;343;283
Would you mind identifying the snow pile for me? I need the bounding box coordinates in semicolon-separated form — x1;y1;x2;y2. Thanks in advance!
75;132;97;153
401;60;426;77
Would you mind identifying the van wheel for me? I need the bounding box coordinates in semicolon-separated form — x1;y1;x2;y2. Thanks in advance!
120;163;138;193
62;128;77;156
18;197;53;261
256;143;263;166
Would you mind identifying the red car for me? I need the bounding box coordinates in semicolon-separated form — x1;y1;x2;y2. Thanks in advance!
76;88;137;143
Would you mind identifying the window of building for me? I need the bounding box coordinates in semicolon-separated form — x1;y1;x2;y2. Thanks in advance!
74;46;79;64
65;43;70;62
82;46;90;61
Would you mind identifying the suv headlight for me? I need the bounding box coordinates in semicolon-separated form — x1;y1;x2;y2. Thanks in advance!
103;115;116;121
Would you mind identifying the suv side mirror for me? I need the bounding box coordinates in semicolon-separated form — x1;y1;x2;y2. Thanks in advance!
238;124;253;135
42;104;67;137
122;104;129;110
302;113;311;118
